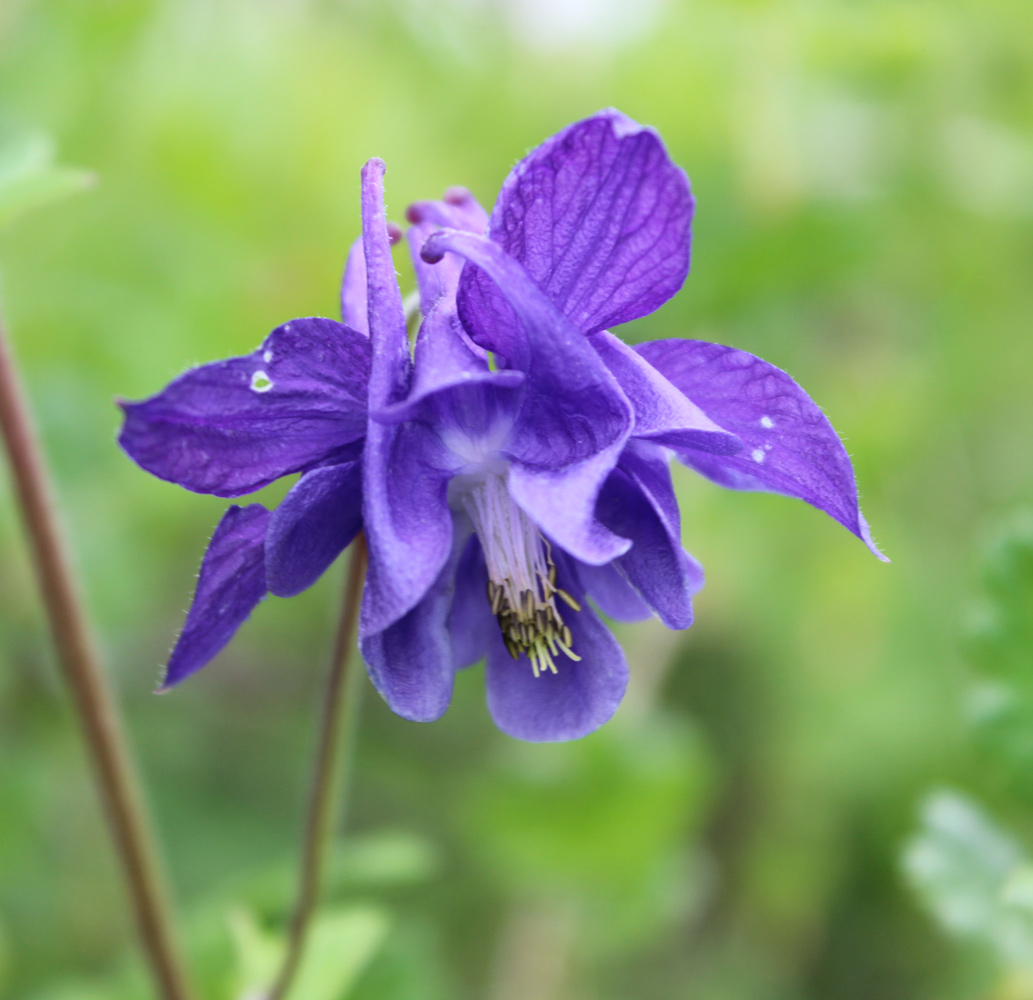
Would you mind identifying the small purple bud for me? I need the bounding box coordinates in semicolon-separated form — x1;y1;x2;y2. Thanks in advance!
420;235;445;264
444;186;473;206
386;222;403;245
405;204;424;224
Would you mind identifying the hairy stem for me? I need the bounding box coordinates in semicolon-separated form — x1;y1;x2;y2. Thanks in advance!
266;533;368;1000
0;320;194;1000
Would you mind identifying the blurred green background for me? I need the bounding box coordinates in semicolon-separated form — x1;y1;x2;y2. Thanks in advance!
1;0;1032;997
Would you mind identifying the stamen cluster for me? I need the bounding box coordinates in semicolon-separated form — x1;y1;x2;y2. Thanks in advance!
462;472;582;678
487;556;581;677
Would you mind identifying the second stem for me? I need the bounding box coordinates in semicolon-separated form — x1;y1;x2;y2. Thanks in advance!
266;533;368;1000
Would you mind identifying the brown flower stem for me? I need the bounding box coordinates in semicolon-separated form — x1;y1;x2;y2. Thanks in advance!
0;319;194;1000
267;533;368;1000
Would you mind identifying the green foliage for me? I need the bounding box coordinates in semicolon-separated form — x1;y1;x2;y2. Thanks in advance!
905;516;1033;990
228;905;389;1000
0;134;93;231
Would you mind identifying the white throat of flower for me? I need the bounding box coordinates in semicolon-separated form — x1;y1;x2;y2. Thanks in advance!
461;472;581;678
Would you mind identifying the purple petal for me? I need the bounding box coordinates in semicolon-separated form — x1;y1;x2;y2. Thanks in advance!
405;192;489;315
574;561;652;622
637;338;888;560
422;230;632;462
360;533;468;722
119;318;369;497
408;220;466;315
592;332;741;454
376;298;523;426
161;504;270;689
362;158;457;632
362;423;457;636
509;453;631;566
458;109;693;351
485;566;628;741
265;462;363;598
407;188;489;234
596;444;702;630
339;237;369;336
449;535;496;668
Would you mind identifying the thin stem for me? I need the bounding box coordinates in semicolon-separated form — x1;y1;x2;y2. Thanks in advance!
266;533;368;1000
0;319;194;1000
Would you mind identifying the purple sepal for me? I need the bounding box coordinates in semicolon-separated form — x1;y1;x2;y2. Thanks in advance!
340;237;369;336
593;332;740;454
119;318;370;497
449;535;496;668
458;109;693;353
638;338;887;560
485;563;628;742
161;504;270;690
575;561;652;622
597;444;702;630
265;462;363;598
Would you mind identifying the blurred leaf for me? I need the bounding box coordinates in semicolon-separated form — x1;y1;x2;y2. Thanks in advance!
463;714;711;894
904;790;1033;973
0;133;94;230
218;830;440;920
962;513;1033;794
461;714;712;953
230;904;390;1000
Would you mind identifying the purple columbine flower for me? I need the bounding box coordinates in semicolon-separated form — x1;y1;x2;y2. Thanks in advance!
120;108;883;741
356;110;884;742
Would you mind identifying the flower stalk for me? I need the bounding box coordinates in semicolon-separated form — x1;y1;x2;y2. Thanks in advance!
266;533;368;1000
0;318;194;1000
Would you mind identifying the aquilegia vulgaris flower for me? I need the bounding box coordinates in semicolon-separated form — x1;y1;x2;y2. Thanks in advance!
120;109;884;741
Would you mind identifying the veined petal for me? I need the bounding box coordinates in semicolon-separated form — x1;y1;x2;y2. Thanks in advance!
265;462;363;598
361;527;470;722
339;237;369;336
161;504;269;689
485;563;628;742
458;109;693;351
593;332;741;454
449;535;496;669
638;338;888;560
119;318;370;497
422;229;633;475
596;444;702;630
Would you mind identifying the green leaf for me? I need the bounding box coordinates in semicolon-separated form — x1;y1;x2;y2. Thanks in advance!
903;790;1033;971
0;133;95;230
229;904;390;1000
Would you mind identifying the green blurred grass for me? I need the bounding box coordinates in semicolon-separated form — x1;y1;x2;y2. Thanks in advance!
1;0;1032;997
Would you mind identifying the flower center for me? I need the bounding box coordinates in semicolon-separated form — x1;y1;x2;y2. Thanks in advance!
461;473;581;678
